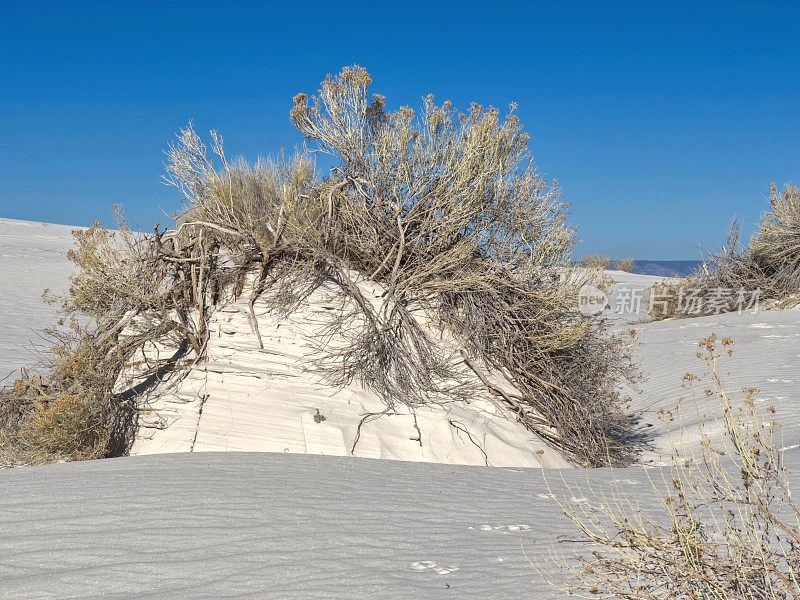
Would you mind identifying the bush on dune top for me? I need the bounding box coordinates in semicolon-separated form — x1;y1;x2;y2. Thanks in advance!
0;66;636;467
613;257;635;273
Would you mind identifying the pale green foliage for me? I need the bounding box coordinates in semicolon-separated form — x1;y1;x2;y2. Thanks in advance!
67;215;165;322
290;66;576;288
165;128;317;255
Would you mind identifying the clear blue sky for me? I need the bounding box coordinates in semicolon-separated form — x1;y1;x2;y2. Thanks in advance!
2;1;799;259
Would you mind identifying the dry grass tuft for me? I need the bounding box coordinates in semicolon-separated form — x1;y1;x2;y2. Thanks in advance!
537;335;800;598
0;336;127;465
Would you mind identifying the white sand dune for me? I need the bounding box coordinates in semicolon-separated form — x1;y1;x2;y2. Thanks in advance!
626;308;800;465
0;219;79;380
2;218;796;469
1;218;798;598
0;451;657;600
131;281;571;468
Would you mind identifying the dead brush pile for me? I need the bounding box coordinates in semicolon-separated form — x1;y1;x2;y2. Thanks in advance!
0;66;637;467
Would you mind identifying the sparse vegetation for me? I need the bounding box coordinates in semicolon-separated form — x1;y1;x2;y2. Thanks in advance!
538;335;800;599
650;184;800;319
0;66;637;467
583;253;612;271
613;257;635;272
1;327;127;464
0;220;195;465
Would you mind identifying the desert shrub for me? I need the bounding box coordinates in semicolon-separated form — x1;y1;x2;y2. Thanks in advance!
0;217;201;466
583;254;611;270
751;184;800;280
613;257;635;272
647;281;687;319
16;394;105;459
0;333;127;465
538;335;800;598
650;184;800;320
1;66;638;467
286;67;636;465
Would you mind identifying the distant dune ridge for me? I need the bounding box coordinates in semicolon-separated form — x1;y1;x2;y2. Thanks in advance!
630;259;702;277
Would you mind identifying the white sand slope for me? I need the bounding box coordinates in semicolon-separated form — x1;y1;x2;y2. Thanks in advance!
626;309;800;465
131;286;571;468
598;268;675;324
0;451;659;600
604;270;800;466
0;219;79;380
